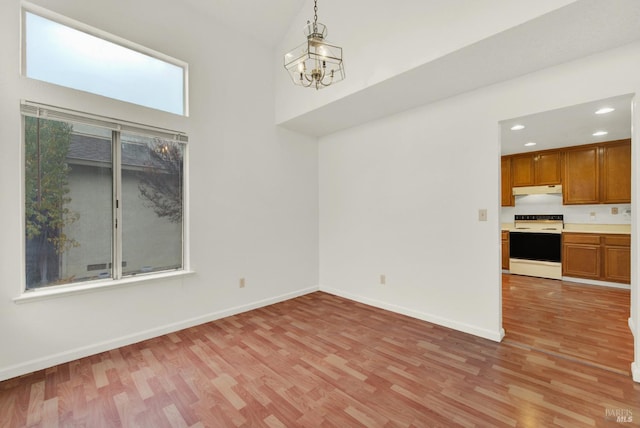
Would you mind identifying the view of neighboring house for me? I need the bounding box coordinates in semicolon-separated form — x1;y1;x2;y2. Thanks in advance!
67;132;183;281
26;126;183;288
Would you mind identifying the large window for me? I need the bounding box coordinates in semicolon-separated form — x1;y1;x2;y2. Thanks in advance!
23;8;187;116
23;103;187;290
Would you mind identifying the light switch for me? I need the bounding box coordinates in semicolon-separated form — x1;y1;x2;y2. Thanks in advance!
479;209;488;221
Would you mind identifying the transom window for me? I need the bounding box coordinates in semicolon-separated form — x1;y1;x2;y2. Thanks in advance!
22;103;187;290
23;8;187;115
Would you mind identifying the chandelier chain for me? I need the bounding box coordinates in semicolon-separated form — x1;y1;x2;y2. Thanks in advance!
313;0;318;32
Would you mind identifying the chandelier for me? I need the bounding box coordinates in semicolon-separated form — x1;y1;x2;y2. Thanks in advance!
283;0;345;90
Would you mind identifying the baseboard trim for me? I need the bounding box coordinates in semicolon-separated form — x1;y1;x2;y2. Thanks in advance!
0;286;319;382
632;361;640;383
319;286;504;342
561;276;630;290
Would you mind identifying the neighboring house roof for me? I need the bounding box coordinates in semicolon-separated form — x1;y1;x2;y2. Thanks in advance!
67;134;112;165
67;133;164;169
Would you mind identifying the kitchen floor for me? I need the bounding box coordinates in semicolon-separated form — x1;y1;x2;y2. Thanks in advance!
502;273;633;375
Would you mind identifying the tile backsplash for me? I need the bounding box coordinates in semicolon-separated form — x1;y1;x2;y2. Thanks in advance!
501;193;631;224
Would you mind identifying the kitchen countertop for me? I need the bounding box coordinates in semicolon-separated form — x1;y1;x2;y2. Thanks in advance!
501;223;630;234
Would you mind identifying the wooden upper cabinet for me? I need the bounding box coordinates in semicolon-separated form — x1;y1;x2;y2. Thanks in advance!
511;150;562;188
501;156;514;207
506;139;629;206
563;139;630;205
601;139;631;204
535;151;562;185
511;154;535;187
563;145;599;204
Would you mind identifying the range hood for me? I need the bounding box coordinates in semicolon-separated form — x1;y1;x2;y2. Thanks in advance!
512;185;562;195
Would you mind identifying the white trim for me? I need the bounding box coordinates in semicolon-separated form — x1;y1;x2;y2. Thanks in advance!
561;276;631;290
632;362;640;383
21;101;187;141
2;286;319;382
20;105;189;295
14;270;195;304
20;2;189;117
20;1;188;75
182;144;190;272
320;285;504;342
113;131;123;280
19;115;27;296
630;317;636;337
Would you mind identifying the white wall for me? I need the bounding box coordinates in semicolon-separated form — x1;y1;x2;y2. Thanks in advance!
501;194;632;225
275;0;576;124
318;41;640;360
0;0;319;381
632;96;640;382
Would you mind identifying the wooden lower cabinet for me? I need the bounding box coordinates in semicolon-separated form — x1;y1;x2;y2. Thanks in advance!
562;232;630;284
562;234;601;279
501;231;509;270
603;235;631;283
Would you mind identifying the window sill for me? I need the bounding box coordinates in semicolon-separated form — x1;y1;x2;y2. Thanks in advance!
13;270;195;304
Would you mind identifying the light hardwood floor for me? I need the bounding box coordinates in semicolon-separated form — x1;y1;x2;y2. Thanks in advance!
1;279;639;427
502;274;634;376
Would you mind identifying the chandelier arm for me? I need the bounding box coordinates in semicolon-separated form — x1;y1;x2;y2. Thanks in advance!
319;75;334;87
318;67;326;83
299;74;314;87
317;61;328;84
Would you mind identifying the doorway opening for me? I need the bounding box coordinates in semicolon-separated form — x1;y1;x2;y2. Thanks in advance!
499;94;635;375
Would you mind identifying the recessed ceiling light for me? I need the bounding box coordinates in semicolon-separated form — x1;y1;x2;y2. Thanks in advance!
511;124;525;131
592;130;608;136
524;142;537;147
595;107;615;115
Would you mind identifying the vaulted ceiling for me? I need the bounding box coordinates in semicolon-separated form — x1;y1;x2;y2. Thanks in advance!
277;0;640;137
181;0;306;47
178;1;640;140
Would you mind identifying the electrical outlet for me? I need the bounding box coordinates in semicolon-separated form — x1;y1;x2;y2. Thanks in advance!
239;278;245;288
380;274;386;285
611;207;619;215
478;209;488;222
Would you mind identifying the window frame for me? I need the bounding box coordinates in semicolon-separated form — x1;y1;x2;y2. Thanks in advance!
16;101;191;302
21;2;189;116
